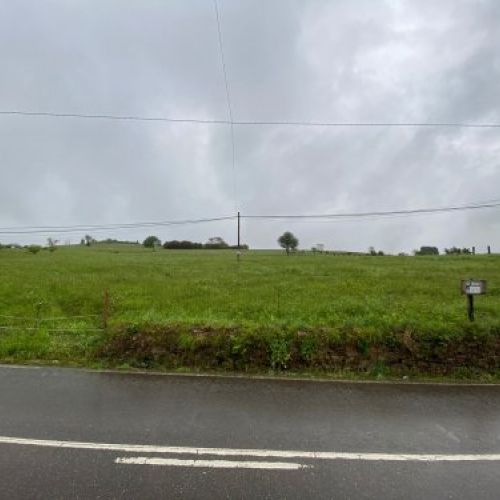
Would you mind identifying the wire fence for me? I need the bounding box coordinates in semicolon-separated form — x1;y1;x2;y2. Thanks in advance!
0;326;104;333
0;313;105;334
0;314;100;321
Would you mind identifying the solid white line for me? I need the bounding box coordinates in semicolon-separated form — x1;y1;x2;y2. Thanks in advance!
115;457;307;470
1;436;500;462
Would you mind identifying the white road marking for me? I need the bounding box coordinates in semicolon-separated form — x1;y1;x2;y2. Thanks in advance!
115;457;307;470
435;424;461;443
1;435;500;462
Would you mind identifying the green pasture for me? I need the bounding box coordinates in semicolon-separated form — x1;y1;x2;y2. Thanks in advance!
0;245;499;367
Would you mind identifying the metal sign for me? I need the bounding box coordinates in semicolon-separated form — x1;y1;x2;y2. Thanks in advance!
461;280;487;295
460;279;487;322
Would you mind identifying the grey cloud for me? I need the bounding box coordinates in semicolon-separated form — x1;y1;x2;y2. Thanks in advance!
0;0;499;252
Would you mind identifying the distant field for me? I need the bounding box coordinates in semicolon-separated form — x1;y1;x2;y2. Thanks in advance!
0;245;499;377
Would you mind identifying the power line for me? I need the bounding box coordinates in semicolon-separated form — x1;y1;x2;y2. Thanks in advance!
0;110;228;124
231;120;500;128
1;201;499;236
243;201;500;221
0;216;236;235
1;110;500;129
213;0;237;211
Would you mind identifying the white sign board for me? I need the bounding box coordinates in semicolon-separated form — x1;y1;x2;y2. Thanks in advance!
461;280;487;295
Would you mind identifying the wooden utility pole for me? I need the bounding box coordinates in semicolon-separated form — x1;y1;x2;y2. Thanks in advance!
237;211;240;250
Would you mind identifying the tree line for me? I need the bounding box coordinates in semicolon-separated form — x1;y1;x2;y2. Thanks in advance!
143;235;248;250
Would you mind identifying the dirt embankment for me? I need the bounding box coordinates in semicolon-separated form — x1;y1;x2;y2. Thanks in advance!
97;324;500;376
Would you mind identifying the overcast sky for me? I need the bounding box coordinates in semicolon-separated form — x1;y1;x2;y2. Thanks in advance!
0;0;499;252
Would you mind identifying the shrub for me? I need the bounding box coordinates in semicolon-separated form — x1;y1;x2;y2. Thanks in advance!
415;246;439;256
267;332;292;369
27;245;42;254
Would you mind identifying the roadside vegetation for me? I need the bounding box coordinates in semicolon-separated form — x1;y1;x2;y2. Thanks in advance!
0;244;499;380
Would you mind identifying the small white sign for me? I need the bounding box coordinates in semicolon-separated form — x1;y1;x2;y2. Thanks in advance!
461;280;486;295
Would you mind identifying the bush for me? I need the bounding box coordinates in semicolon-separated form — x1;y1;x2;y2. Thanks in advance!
27;245;42;254
415;246;439;256
266;331;292;369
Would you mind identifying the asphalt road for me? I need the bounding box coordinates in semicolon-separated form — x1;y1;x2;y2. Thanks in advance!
1;365;500;499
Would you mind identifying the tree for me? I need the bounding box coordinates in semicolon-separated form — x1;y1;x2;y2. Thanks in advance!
84;235;95;247
278;231;299;254
47;237;58;252
415;246;439;256
143;235;161;248
204;237;229;249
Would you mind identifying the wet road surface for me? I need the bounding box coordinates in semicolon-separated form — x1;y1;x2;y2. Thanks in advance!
1;365;499;499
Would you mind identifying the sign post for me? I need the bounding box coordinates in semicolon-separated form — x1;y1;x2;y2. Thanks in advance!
461;279;486;321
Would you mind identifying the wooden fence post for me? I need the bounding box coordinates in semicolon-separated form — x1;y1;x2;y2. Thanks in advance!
103;289;110;330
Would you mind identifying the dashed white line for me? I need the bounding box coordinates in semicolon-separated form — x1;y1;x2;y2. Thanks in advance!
1;435;500;462
115;457;308;470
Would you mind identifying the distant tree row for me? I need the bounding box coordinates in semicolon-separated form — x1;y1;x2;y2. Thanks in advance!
80;237;140;246
142;236;249;250
98;238;140;245
0;231;485;257
444;246;472;255
162;240;203;249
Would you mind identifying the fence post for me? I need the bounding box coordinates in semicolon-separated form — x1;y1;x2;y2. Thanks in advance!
103;289;110;331
34;301;43;331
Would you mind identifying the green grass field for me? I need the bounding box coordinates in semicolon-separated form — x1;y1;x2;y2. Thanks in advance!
0;245;499;377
